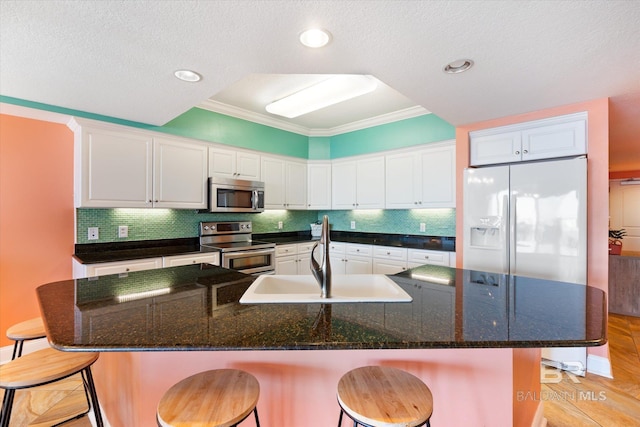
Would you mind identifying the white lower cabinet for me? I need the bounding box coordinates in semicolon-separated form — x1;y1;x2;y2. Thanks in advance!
275;243;315;275
329;243;373;274
163;253;219;267
73;252;219;278
372;246;408;274
407;249;449;268
73;257;164;279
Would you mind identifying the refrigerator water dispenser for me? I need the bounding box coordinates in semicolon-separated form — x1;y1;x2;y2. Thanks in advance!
469;226;501;248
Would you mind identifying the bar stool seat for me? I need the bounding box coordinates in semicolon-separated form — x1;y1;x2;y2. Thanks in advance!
337;366;433;427
6;317;46;359
157;369;260;427
0;347;103;427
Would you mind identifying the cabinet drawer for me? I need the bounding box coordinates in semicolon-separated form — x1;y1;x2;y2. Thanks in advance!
407;249;448;266
297;242;316;254
347;244;372;257
276;244;298;257
328;242;346;254
373;246;408;261
85;258;163;277
163;253;219;267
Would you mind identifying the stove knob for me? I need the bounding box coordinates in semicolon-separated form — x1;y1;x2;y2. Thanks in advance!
246;224;251;229
203;226;209;230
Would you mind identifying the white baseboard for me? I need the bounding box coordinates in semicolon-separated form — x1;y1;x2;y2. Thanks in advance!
0;338;50;365
587;354;613;378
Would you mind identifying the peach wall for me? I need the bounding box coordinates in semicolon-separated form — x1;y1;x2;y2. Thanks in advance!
95;348;515;427
0;114;74;346
455;98;610;363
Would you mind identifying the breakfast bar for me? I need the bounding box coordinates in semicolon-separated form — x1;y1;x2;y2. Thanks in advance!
37;264;607;426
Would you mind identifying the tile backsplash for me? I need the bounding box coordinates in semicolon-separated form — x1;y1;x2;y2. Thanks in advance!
76;208;456;244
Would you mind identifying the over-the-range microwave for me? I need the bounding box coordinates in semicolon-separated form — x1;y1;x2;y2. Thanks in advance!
207;176;265;213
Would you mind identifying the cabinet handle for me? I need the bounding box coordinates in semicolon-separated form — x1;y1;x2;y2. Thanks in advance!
125;268;130;272
192;260;196;263
515;150;520;155
424;256;429;259
523;149;529;154
387;251;391;255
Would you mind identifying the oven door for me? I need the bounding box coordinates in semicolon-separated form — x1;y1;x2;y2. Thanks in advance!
222;248;275;275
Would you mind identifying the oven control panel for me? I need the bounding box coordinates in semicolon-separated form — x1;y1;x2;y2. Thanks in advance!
200;221;252;236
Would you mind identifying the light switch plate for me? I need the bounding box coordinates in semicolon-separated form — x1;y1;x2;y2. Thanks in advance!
118;225;128;238
88;227;99;240
420;223;426;232
350;221;356;230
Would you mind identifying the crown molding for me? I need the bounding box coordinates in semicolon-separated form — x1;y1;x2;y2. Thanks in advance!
0;102;71;124
197;100;430;137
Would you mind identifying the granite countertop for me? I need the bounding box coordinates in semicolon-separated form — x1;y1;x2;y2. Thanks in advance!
37;264;606;351
73;233;456;264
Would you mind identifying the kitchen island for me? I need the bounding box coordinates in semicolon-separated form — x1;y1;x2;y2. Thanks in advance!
37;264;606;427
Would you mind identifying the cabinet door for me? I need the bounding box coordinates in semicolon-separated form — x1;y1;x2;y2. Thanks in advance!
285;160;307;209
356;157;385;209
85;258;163;277
261;156;286;209
307;163;332;209
419;144;456;207
208;146;236;178
235;151;261;180
372;259;407;275
407;249;449;266
385;152;418;209
332;161;358;209
77;127;153;208
275;255;299;275
163;253;219;267
470;131;521;166
153;137;208;209
345;256;372;274
521;119;586;161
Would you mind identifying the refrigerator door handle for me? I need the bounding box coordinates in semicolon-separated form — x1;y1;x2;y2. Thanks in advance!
508;190;516;275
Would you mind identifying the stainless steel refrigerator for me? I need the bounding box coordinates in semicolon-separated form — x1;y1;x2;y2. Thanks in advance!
463;157;587;373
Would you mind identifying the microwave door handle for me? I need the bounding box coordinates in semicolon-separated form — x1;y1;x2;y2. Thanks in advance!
252;189;258;210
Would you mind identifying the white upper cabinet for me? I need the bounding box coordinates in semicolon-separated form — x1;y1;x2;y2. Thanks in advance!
261;155;307;210
73;120;207;209
332;156;385;209
307;162;332;210
208;146;260;180
153;136;208;209
470;112;587;166
385;141;456;209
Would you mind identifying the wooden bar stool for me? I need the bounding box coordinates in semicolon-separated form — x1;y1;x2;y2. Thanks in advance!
0;347;103;427
6;317;46;359
157;369;260;427
337;366;433;427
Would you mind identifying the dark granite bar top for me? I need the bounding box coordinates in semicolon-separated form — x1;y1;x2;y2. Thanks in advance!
37;264;606;351
254;231;456;251
73;232;456;264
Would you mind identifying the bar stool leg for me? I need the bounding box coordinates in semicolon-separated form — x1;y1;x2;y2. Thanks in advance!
83;366;104;427
10;340;24;360
254;407;260;427
1;389;16;427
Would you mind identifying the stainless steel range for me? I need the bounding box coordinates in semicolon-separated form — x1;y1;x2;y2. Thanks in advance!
199;221;276;275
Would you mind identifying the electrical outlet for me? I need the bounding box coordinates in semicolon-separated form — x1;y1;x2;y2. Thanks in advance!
118;225;128;238
278;221;283;230
350;221;356;230
420;223;426;232
88;227;99;240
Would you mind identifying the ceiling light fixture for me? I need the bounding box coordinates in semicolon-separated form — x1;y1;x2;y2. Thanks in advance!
174;69;202;82
265;75;378;118
443;59;474;74
299;28;331;48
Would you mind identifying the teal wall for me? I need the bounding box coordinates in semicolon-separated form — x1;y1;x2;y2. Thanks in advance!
76;209;455;243
329;114;455;158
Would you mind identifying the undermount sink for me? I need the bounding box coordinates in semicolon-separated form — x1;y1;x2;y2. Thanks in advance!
239;274;412;304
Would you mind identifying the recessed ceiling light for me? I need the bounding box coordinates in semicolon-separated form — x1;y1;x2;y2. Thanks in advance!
299;28;332;48
174;69;202;82
443;59;474;74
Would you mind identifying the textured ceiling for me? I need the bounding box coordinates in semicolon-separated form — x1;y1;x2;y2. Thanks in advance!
1;1;639;169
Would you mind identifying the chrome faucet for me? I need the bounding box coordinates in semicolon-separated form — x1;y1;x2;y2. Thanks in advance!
310;215;332;298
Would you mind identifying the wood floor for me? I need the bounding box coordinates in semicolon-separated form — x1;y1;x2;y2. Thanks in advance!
1;314;639;426
544;313;640;427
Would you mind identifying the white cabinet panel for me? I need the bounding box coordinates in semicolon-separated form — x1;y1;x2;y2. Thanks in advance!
307;162;332;209
408;249;449;267
153;137;208;209
163;253;219;267
470;113;587;166
73;257;163;278
275;243;314;275
261;156;307;210
209;147;261;180
332;156;384;209
73;120;207;209
385;142;455;208
75;126;153;208
372;259;407;275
